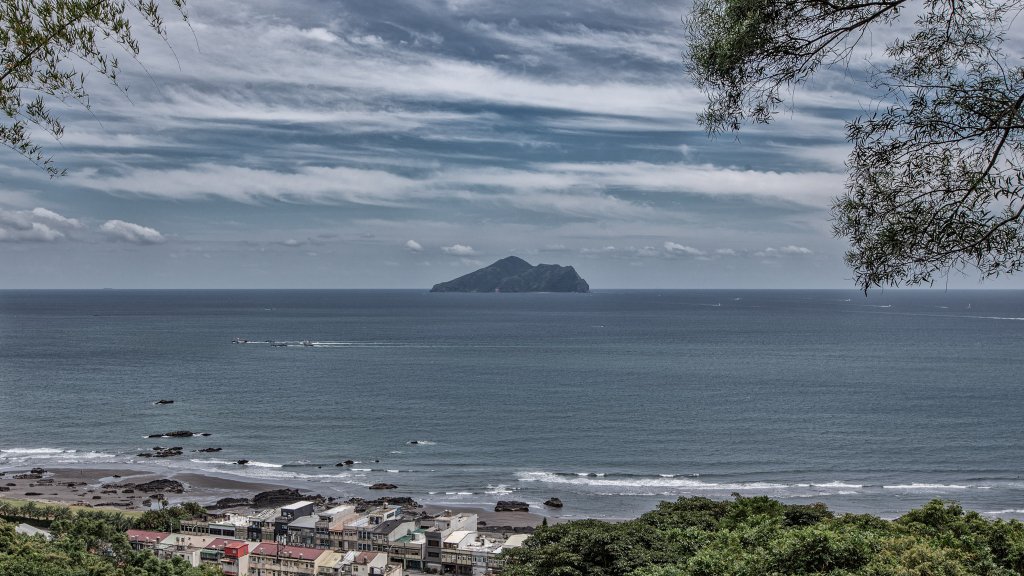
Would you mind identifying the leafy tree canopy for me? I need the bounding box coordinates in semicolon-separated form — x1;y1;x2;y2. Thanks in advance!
686;0;1024;291
500;496;1024;576
1;0;187;176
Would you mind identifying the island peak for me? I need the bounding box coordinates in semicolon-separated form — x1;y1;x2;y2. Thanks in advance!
430;257;589;293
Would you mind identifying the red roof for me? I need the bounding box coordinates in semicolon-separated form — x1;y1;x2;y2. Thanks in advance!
355;551;381;564
250;542;325;561
127;529;171;543
225;541;248;551
205;538;235;550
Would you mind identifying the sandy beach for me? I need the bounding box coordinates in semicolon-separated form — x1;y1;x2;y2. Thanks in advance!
0;465;545;528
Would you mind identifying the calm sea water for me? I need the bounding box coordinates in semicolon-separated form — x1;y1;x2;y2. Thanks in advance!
1;289;1023;520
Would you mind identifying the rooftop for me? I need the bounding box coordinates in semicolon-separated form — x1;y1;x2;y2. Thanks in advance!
281;500;315;511
127;529;171;544
373;519;406;535
289;515;318;530
251;542;326;561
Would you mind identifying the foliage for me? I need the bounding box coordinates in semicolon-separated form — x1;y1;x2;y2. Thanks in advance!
500;496;1024;576
686;0;1024;291
0;0;188;176
0;513;219;576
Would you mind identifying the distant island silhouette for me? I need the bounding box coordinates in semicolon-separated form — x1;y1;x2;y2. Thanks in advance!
430;256;590;293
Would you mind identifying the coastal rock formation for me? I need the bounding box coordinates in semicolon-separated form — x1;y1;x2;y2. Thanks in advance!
368;483;398;490
544;497;563;508
495;500;530;512
207;497;253;510
147;430;206;438
134;479;184;493
195;447;222;453
430;256;589;293
346;496;419;513
235;460;249;465
29;468;46;475
252;488;306;508
154;399;174;405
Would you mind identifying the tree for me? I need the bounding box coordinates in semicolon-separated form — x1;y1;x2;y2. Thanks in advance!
1;0;188;176
685;0;1024;290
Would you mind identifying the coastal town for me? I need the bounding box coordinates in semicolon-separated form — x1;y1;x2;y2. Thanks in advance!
130;499;531;576
2;467;539;576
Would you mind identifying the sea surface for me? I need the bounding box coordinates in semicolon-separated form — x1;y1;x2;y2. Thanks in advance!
1;289;1023;520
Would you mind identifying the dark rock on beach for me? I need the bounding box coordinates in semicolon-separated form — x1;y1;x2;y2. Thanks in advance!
134;479;185;494
207;497;253;510
29;467;46;475
345;496;419;513
252;488;306;508
431;256;589;293
544;497;563;508
494;500;530;512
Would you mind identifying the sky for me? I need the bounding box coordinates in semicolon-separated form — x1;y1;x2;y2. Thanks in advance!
1;0;1020;289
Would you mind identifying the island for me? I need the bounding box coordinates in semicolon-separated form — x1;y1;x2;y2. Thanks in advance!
430;256;590;293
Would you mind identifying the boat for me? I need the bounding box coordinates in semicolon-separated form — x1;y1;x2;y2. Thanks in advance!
232;337;248;344
271;342;288;347
302;340;314;347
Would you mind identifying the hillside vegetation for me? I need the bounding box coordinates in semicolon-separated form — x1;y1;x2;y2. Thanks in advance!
501;496;1024;576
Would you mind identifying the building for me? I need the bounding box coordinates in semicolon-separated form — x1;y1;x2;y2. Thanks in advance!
275;501;316;543
181;513;252;539
340;506;403;552
316;505;359;550
158;533;220;567
287;515;320;548
248;508;281;542
199;538;250;576
126;529;170;551
316;550;404;576
249;542;328;576
386;527;426;571
423;512;478;572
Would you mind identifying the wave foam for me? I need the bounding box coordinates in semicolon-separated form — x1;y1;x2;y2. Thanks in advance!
883;483;969;490
1;447;117;464
517;471;787;491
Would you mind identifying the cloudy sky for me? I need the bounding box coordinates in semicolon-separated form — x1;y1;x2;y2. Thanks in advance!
0;0;1017;289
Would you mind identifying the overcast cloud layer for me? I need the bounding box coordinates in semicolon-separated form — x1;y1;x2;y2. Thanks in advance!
1;0;1016;288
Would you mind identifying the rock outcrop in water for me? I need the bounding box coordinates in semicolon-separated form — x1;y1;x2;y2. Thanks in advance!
430;256;589;293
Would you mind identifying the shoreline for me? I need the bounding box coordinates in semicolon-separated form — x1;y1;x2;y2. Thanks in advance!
0;464;547;528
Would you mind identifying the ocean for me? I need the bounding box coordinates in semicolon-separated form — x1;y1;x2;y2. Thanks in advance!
1;289;1022;520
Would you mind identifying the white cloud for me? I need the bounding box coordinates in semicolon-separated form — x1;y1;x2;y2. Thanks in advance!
31;207;82;228
0;207;80;242
100;220;166;244
441;243;478;256
664;242;705;257
0;222;64;242
780;245;813;255
715;248;737;256
300;27;339;43
405;239;424;252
